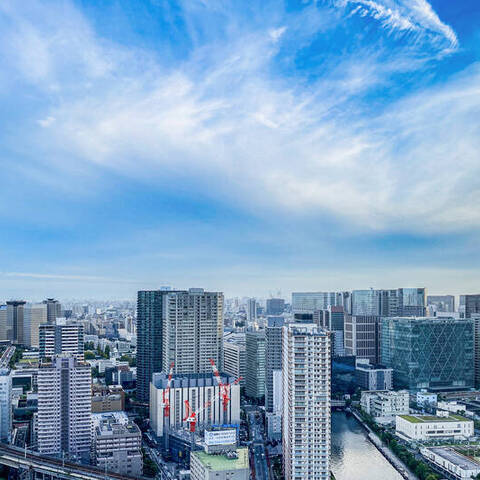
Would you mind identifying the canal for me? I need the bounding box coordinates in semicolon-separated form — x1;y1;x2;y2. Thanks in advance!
331;411;403;480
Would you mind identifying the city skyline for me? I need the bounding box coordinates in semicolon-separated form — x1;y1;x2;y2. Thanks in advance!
1;0;480;299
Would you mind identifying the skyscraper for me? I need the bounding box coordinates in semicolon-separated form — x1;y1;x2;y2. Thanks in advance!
39;322;84;361
6;300;26;344
0;368;12;443
246;298;257;322
380;317;474;391
43;298;62;324
0;305;7;341
282;323;331;480
37;356;92;463
23;303;48;347
137;289;178;403
223;336;246;386
265;317;284;411
245;330;266;399
344;315;380;363
162;289;224;374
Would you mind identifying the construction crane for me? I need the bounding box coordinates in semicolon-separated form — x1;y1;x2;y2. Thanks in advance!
182;396;217;451
162;362;175;453
209;358;242;414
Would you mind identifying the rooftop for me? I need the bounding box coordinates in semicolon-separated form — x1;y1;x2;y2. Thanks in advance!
192;448;248;471
427;447;480;471
399;414;469;424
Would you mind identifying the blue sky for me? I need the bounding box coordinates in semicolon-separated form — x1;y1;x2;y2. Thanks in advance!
1;0;479;300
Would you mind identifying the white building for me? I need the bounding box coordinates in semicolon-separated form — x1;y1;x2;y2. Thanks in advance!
163;289;224;374
0;369;12;442
190;447;249;480
93;411;142;477
421;447;480;480
355;359;393;391
23;303;47;347
37;356;92;463
360;390;409;424
39;322;84;361
150;372;240;438
223;337;246;386
396;413;474;441
282;323;331;480
267;369;283;441
416;390;438;408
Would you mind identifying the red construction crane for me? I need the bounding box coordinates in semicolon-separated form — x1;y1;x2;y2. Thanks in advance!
183;398;212;433
209;358;242;412
162;362;175;417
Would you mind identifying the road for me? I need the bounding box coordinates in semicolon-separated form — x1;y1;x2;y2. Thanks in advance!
247;410;269;480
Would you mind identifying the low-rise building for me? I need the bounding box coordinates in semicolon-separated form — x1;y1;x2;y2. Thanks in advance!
190;448;249;480
93;412;142;477
396;413;474;441
416;390;437;408
421;447;480;480
355;359;393;391
360;390;409;424
91;387;125;413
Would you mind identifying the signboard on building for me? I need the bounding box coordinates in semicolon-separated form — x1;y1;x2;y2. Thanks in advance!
204;428;236;447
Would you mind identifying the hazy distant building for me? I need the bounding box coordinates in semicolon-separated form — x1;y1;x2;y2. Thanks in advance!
245;331;266;399
246;298;257;322
0;306;7;342
427;295;455;313
23;303;48;347
37;356;92;463
265;317;284;412
43;299;62;324
266;298;285;316
7;301;26;344
292;292;337;313
381;317;474;391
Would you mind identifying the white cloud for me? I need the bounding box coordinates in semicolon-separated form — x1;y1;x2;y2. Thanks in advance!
1;0;477;235
335;0;458;53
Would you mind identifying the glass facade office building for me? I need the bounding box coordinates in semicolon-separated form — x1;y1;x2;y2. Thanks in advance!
381;317;474;391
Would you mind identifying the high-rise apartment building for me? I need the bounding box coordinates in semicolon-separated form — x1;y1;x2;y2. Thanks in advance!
137;289;174;403
245;330;266;399
43;298;62;324
0;368;12;442
39;322;84;361
265;317;284;411
246;298;257;322
470;314;480;389
266;298;285;315
223;336;246;386
23;303;48;347
6;300;26;344
344;315;380;364
381;317;474;391
162;289;224;374
282;323;331;480
37;356;92;463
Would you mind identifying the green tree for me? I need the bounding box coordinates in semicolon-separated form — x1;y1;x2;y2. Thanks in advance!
84;351;95;360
